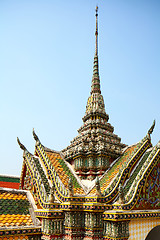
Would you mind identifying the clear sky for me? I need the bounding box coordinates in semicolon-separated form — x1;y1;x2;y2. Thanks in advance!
0;0;160;176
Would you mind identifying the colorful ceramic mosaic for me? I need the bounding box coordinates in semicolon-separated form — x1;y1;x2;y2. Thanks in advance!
46;150;85;195
0;188;41;238
89;144;138;195
123;150;151;195
0;192;29;215
0;190;32;227
0;192;27;200
0;214;33;227
135;161;160;210
89;136;151;197
123;143;160;209
34;142;85;198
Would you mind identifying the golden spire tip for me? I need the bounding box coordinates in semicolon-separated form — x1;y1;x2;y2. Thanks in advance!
96;6;98;15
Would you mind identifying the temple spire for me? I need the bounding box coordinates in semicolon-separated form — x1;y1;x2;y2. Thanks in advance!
62;7;126;180
91;6;101;94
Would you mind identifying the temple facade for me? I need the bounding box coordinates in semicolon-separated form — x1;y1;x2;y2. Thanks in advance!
0;7;160;240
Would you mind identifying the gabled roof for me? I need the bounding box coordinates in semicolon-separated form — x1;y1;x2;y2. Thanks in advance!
17;121;156;206
18;140;52;207
18;131;86;207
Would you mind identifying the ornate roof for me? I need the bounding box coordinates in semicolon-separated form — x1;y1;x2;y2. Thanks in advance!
17;122;156;203
18;131;86;208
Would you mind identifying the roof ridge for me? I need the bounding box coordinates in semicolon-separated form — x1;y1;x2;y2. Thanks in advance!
0;174;20;179
0;187;28;193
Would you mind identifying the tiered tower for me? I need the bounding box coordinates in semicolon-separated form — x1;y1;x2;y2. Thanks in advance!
62;7;126;180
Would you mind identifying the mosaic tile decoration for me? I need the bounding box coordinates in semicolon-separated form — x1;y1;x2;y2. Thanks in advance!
129;218;160;240
124;150;151;195
89;144;138;195
0;214;33;227
0;190;33;227
135;161;160;210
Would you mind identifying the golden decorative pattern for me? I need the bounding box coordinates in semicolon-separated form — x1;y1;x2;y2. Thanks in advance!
0;214;33;227
0;193;27;200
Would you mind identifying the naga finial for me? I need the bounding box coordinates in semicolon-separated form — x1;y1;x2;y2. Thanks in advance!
17;137;27;151
33;128;40;142
148;120;156;137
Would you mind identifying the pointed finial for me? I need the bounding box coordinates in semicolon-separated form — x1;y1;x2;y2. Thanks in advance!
91;6;101;95
33;128;40;143
17;137;27;151
95;6;98;56
148;120;156;137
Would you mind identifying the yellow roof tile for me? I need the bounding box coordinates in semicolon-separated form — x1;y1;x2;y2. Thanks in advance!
0;214;33;227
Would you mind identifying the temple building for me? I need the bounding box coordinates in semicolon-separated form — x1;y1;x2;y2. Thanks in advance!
0;7;160;240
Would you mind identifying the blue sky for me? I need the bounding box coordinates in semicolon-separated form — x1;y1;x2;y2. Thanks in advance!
0;0;160;176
